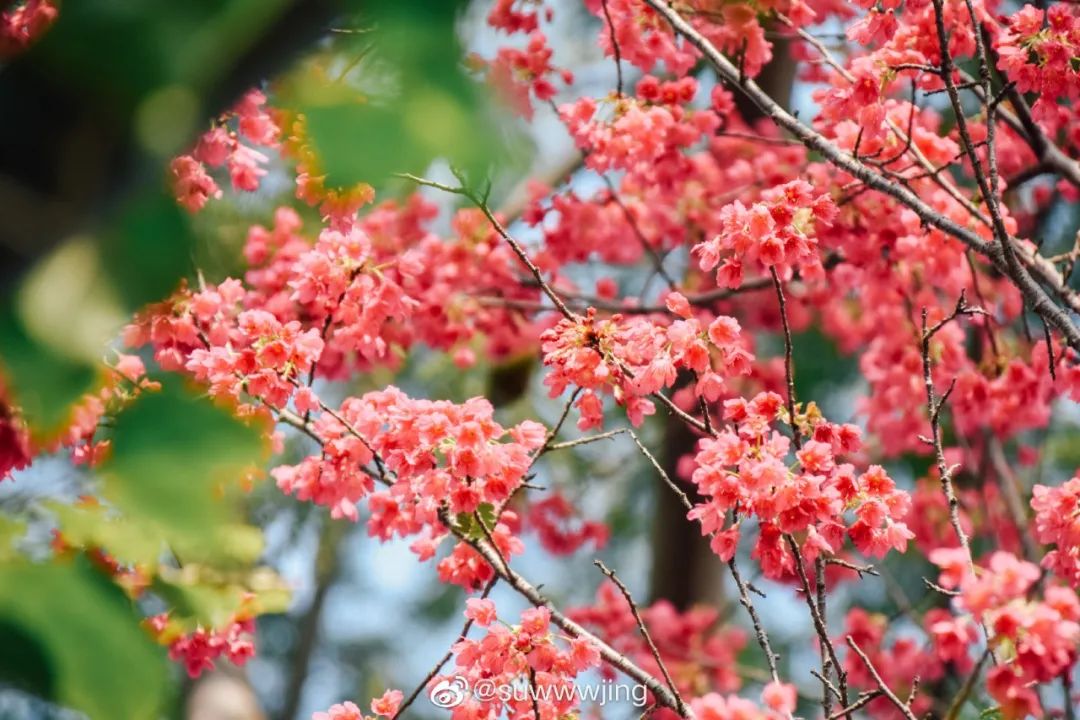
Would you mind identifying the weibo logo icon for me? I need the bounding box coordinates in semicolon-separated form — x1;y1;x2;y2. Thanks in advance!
429;676;469;708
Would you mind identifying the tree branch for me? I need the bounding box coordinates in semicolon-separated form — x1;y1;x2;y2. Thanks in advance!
641;0;1080;348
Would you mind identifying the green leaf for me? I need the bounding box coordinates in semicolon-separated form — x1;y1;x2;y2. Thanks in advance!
286;0;505;188
99;190;196;309
0;558;167;720
454;502;499;541
454;511;476;538
475;502;498;534
100;378;267;544
0;307;98;442
49;502;163;567
0;517;27;562
152;564;290;628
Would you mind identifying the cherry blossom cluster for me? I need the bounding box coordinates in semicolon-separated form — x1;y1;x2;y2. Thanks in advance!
0;0;56;58
580;0;789;79
238;208;416;373
694;180;837;288
559;76;720;175
540;304;752;429
1031;474;1080;587
148;613;257;679
487;0;551;35
524;493;608;555
478;0;572;119
484;31;573;119
927;551;1080;719
392;207;543;363
125;278;324;410
273;386;546;590
996;4;1080;143
241;203;539;371
435;604;600;720
312;690;402;720
170;89;279;212
688;392;912;578
139;589;263;679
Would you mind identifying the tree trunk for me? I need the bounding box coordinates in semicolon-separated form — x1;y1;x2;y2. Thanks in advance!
648;36;795;610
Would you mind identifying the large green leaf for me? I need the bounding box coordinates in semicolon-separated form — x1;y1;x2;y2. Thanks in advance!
0;193;196;440
285;0;504;188
0;558;167;720
50;502;163;567
100;379;267;544
98;190;197;309
0;307;98;442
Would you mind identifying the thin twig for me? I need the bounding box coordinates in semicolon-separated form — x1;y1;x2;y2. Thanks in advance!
826;691;884;720
920;291;986;572
599;0;624;96
845;637;918;720
397;172;578;321
642;0;1080;347
770;267;801;450
546;428;628;451
594;560;687;717
394;577;498;719
628;430;693;512
786;535;850;716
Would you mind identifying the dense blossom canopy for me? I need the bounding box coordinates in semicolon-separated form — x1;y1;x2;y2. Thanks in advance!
3;0;1080;718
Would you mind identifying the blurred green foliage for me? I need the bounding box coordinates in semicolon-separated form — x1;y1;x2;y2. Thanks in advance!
0;307;98;441
281;0;508;188
0;1;530;718
35;0;296;135
101;378;267;545
0;557;168;720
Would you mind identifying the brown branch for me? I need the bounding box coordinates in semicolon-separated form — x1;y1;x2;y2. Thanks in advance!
629;429;781;683
545;427;628;451
919;291;986;572
641;0;1080;348
845;637;918;720
594;560;687;716
770;267;801;450
785;535;850;717
826;690;884;720
599;0;624;96
628;429;693;513
535;388;583;458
